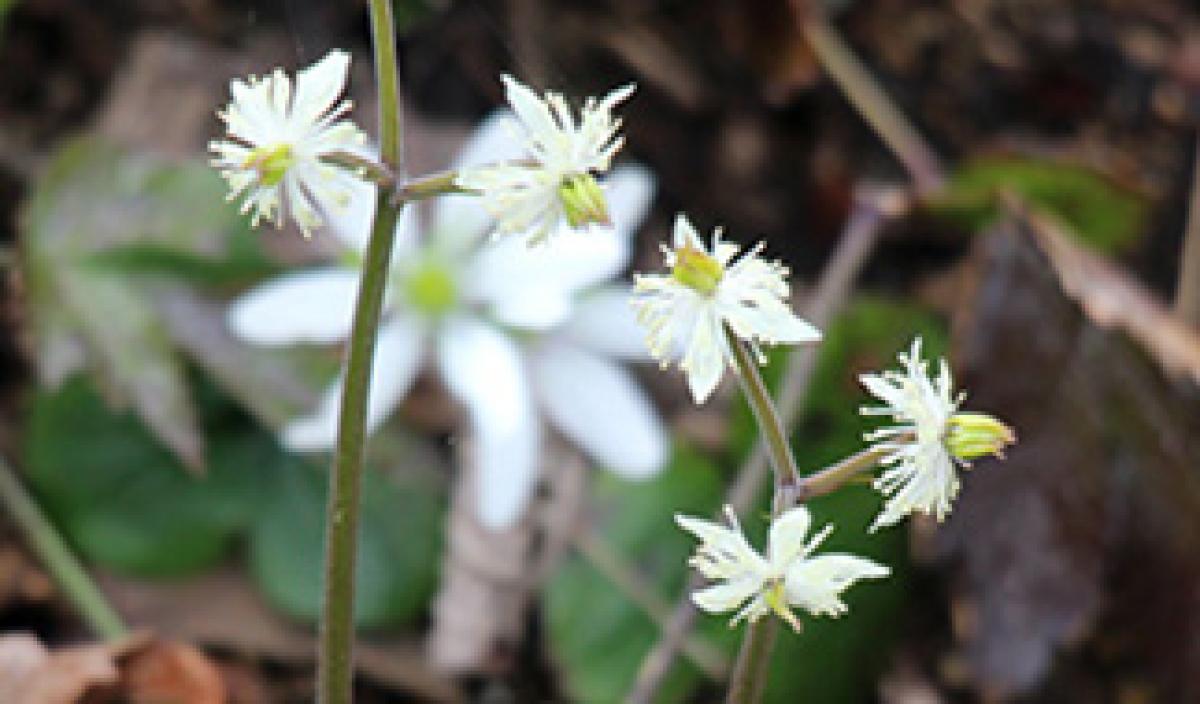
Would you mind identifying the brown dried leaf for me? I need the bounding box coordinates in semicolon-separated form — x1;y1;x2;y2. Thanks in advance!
120;640;225;704
937;219;1200;699
428;435;585;674
1012;200;1200;384
0;632;152;704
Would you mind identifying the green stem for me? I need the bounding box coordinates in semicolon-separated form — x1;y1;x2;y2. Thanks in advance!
0;457;125;639
724;327;801;494
725;618;778;704
394;170;475;202
317;2;403;702
722;326;806;703
797;443;892;501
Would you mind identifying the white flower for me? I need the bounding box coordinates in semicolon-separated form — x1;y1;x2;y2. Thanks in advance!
209;49;367;238
228;113;667;529
631;214;821;404
860;338;1015;531
456;75;634;245
676;504;890;631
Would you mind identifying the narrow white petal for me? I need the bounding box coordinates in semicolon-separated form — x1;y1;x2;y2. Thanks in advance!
501;74;560;144
766;506;812;569
282;317;424;451
228;268;360;346
437;316;541;529
691;575;762;614
531;341;666;478
290;49;351;128
683;311;726;404
784;554;890;618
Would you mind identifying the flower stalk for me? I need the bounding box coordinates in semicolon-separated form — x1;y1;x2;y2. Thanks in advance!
0;456;126;640
721;326;798;703
317;0;403;701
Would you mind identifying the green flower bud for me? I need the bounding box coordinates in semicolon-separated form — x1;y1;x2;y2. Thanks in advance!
243;143;295;187
946;412;1016;461
671;245;724;296
558;172;610;228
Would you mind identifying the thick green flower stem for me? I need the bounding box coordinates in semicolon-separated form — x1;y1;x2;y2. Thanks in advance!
0;456;126;639
724;327;802;498
722;327;805;703
317;1;403;702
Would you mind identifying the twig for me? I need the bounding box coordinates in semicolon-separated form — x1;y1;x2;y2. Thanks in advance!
795;2;944;194
572;525;730;679
625;186;900;704
1175;133;1200;327
0;456;126;639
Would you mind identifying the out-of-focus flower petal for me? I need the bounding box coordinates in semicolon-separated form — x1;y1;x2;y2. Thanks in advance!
282;316;425;450
531;341;666;478
227;267;360;346
437;315;541;529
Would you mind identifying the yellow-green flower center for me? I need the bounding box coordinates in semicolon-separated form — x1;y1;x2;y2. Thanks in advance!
764;579;802;632
558;172;610;228
405;260;458;316
945;412;1016;461
671;245;724;295
243;143;296;187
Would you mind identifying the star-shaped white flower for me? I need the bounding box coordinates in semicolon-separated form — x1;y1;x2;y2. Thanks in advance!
455;75;633;245
676;504;889;631
631;214;821;404
860;337;1015;531
209;49;367;237
228;113;667;529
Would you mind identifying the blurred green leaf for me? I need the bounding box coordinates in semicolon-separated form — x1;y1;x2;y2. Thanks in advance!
21;137;257;468
25;376;272;577
544;445;733;704
248;460;443;627
928;156;1147;254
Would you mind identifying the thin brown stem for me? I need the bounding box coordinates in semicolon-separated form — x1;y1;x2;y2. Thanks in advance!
796;4;943;194
1176;133;1200;327
573;526;730;679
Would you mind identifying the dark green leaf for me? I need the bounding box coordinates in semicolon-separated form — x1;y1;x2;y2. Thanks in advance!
929;157;1147;254
248;461;443;627
544;445;733;704
24;376;272;577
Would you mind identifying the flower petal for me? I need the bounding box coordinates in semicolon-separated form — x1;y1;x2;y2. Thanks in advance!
558;287;652;360
227;268;360;346
766;505;812;569
682;310;726;404
281;317;425;450
531;341;666;479
431;112;527;251
604;164;656;244
691;574;762;614
290;49;351;127
437;316;541;529
784;554;890;618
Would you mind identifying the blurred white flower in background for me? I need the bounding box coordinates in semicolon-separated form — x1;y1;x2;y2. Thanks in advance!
632;214;822;404
860;337;1015;531
676;504;890;631
456;75;634;246
209;50;367;238
228;113;666;528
